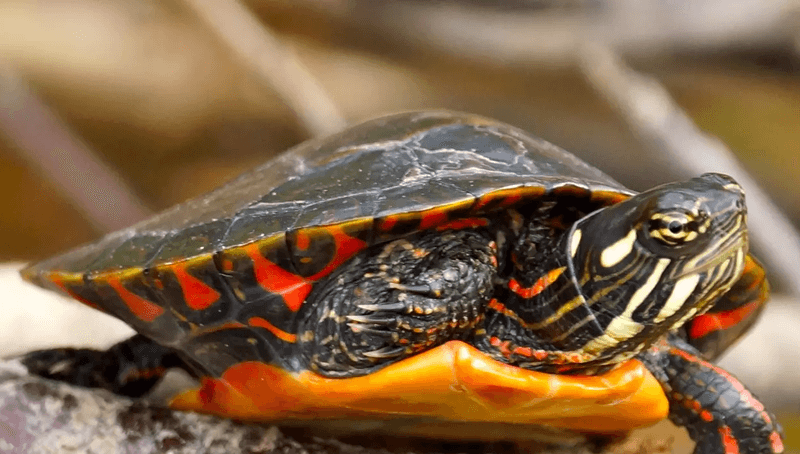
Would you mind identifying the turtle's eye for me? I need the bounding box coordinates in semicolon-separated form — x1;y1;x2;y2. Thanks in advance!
648;212;698;245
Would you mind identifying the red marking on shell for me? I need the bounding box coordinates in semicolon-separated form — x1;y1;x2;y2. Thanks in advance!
435;218;489;231
171;263;220;311
700;410;713;422
472;190;522;212
770;431;785;453
47;273;102;311
303;225;368;281
688;300;762;340
295;231;311;251
718;425;740;454
222;259;234;272
105;276;164;322
508;267;565;299
249;317;297;343
244;244;311;312
378;215;398;232
418;208;450;230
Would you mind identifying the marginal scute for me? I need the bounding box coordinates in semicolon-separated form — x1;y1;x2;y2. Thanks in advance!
243;241;311;313
287;217;372;279
159;257;221;311
472;186;546;213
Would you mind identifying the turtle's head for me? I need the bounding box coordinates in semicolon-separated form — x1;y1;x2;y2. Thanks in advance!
568;173;748;360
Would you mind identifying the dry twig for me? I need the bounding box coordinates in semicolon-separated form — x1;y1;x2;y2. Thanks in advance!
0;63;152;233
579;44;800;296
183;0;346;137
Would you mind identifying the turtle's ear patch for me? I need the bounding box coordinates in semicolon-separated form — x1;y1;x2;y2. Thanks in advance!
599;229;636;268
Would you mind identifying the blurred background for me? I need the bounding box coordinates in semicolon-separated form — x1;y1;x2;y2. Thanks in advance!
0;0;799;453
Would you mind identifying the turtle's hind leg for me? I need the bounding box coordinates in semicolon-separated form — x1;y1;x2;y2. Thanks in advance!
20;334;187;398
640;334;783;454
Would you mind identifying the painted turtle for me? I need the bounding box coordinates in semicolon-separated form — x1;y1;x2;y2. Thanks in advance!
20;111;782;453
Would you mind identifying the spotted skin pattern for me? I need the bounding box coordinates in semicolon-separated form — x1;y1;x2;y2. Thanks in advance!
18;112;782;452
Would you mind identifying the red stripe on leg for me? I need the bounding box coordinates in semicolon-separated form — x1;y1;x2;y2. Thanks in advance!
718;425;740;454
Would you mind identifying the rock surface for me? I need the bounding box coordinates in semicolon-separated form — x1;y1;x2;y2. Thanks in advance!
0;358;678;454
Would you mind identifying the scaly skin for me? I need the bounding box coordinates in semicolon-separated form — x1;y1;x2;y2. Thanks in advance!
641;335;783;454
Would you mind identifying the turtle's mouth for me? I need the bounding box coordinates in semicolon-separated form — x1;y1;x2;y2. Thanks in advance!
674;213;748;280
679;236;747;281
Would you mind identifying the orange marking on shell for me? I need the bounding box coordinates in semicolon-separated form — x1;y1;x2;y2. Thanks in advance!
508;267;565;299
718;425;740;454
304;224;368;282
689;300;762;340
171;263;220;311
200;321;246;334
435;218;489;231
589;190;631;205
104;275;164;322
169;341;668;436
244;244;310;312
249;317;297;343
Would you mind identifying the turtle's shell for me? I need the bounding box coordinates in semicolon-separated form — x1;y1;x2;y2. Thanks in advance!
22;111;632;340
22;111;672;437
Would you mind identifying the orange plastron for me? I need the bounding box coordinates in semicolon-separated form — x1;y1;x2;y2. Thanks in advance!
171;341;668;440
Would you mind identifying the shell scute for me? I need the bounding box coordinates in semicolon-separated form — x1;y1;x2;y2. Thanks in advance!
150;256;235;328
287;218;372;279
88;232;169;275
151;220;229;266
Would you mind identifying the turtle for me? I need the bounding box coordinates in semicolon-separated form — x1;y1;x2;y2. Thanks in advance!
18;111;782;454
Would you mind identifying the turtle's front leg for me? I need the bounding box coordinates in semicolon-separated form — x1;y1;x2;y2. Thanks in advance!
297;228;499;377
640;334;783;454
20;334;188;397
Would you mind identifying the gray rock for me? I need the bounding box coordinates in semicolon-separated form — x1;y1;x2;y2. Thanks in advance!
0;359;676;454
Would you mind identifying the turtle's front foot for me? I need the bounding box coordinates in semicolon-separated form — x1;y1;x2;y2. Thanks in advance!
641;334;783;454
20;334;185;398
